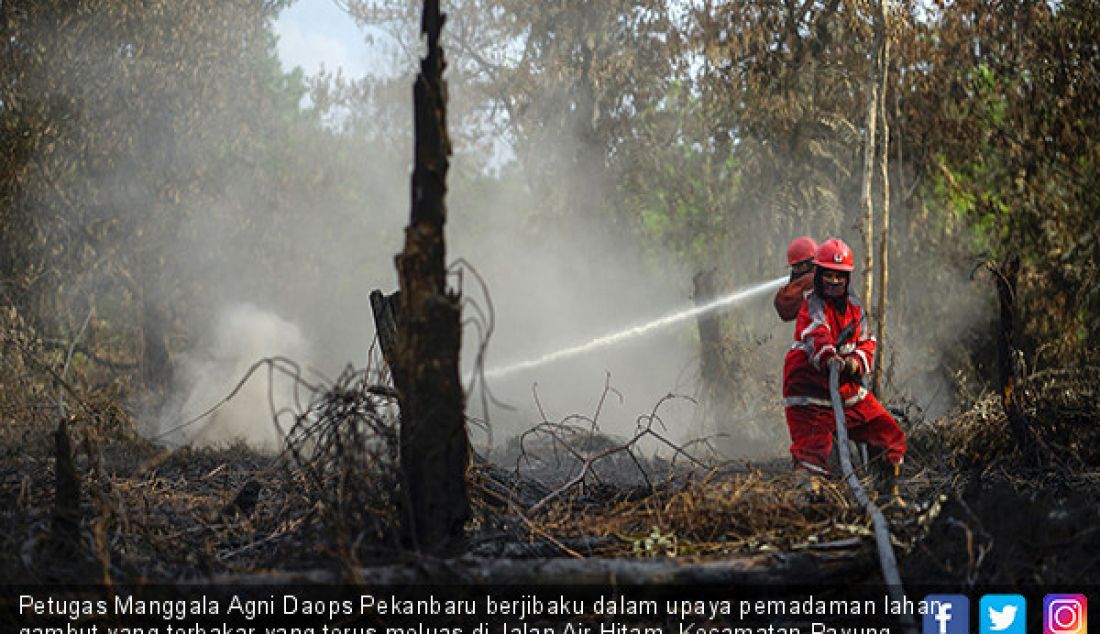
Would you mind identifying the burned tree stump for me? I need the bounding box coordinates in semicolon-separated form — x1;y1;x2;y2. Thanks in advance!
141;297;171;393
393;0;470;555
993;255;1032;456
692;270;749;447
693;269;727;386
50;418;82;557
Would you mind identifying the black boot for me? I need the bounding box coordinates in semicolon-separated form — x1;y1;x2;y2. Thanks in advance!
875;460;905;508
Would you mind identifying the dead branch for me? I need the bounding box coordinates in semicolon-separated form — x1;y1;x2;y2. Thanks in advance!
525;393;704;513
152;356;321;444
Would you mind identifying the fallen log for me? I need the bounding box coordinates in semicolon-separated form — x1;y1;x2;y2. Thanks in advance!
467;536;613;558
206;549;874;586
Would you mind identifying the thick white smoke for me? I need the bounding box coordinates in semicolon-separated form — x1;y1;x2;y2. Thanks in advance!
158;303;312;452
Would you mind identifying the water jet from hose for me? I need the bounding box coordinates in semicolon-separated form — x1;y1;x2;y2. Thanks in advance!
483;276;786;381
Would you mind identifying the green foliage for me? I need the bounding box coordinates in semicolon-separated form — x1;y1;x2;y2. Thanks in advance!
910;0;1100;357
615;117;743;283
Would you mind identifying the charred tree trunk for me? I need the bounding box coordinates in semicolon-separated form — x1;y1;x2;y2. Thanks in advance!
394;0;470;555
693;269;727;385
50;418;82;557
994;255;1029;453
692;270;754;446
141;288;171;393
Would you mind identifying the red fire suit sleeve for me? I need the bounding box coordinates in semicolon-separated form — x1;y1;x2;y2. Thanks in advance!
799;294;839;371
796;293;878;375
847;297;877;375
773;272;814;322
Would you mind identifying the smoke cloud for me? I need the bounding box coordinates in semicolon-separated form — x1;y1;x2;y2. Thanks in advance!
95;7;985;463
451;203;703;453
159;304;312;451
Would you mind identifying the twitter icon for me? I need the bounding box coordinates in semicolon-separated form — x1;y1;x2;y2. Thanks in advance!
981;595;1027;634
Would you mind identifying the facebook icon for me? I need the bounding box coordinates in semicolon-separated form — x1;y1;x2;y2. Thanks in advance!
924;595;970;634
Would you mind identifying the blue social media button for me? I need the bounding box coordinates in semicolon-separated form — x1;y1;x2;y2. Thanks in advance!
924;595;970;634
981;595;1026;634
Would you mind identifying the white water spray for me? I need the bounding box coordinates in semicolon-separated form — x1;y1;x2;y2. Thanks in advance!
483;276;787;380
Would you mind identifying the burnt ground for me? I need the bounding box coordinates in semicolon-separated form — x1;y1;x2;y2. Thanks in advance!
898;366;1100;587
900;477;1100;586
1;365;1097;587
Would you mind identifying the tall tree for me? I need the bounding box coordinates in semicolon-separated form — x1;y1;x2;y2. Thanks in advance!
872;0;892;395
858;0;883;310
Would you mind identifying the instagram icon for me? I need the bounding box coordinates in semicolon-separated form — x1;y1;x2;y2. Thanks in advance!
1045;595;1088;634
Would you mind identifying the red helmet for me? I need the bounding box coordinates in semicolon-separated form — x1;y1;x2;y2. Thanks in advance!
814;238;855;272
786;236;818;266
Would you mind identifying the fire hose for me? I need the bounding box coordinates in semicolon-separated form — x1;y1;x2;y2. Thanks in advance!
827;346;916;633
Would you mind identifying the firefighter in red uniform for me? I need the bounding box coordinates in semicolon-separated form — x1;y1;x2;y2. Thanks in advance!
774;236;817;321
782;238;906;499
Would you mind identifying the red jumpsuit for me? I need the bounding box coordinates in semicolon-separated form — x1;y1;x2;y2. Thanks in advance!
782;290;906;473
774;272;814;322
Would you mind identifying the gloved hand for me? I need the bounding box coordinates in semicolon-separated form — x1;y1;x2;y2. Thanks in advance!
840;356;862;379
